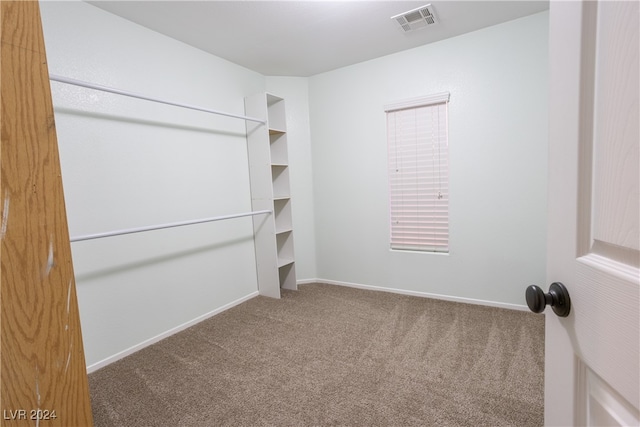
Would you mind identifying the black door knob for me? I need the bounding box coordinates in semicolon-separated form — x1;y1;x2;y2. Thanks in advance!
526;282;571;317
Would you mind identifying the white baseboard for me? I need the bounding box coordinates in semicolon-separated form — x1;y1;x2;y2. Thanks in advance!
297;278;529;312
88;280;528;373
86;291;259;373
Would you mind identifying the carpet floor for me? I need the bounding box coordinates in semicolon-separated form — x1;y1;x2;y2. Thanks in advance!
89;283;544;426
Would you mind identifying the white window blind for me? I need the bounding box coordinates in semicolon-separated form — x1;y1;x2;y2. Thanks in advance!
386;93;449;253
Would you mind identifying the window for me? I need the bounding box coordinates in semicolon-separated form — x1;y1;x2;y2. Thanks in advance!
385;93;449;253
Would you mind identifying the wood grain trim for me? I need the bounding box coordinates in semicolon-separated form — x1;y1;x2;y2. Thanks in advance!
1;1;94;426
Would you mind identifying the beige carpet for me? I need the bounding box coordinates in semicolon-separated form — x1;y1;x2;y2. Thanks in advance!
89;283;544;426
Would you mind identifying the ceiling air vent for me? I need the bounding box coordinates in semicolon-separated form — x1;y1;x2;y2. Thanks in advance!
391;4;438;32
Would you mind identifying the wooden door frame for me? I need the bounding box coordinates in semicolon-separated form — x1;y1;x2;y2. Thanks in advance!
1;1;93;425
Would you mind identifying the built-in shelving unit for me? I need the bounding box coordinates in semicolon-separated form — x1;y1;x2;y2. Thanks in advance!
245;93;297;298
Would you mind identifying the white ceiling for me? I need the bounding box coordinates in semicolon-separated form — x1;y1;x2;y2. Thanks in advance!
87;1;549;77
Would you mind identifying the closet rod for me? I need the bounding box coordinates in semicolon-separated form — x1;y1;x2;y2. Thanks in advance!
49;74;266;124
70;209;271;243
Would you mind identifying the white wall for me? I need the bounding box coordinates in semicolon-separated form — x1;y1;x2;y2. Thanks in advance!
308;12;549;307
40;1;266;369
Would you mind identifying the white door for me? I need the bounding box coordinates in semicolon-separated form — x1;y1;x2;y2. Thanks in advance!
545;1;639;426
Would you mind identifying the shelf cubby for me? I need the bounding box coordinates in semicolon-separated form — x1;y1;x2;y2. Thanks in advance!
279;263;297;290
276;231;295;267
270;132;288;165
271;165;290;199
267;94;286;132
274;198;293;234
